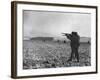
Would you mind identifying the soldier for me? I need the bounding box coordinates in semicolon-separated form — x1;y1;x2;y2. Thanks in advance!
62;32;80;62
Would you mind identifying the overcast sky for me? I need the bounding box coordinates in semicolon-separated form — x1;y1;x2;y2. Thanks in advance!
23;10;91;38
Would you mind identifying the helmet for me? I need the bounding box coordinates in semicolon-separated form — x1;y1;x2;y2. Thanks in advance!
71;31;78;35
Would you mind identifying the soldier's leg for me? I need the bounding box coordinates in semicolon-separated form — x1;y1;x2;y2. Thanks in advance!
75;47;79;62
70;51;73;60
68;47;74;61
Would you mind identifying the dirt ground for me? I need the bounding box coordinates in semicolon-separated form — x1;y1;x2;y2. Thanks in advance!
23;40;91;69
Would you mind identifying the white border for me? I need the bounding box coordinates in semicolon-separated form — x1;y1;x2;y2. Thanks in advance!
17;3;96;76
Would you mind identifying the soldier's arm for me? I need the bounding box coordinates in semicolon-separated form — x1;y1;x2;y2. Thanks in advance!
66;34;72;40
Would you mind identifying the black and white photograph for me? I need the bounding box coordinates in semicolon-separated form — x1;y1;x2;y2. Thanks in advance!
11;1;97;78
23;10;91;69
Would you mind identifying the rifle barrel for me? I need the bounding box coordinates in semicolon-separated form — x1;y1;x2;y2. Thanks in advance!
62;33;67;34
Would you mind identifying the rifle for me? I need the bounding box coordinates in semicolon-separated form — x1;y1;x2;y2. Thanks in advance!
62;33;71;36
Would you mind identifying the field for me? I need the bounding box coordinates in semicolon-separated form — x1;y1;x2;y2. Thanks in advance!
23;40;91;69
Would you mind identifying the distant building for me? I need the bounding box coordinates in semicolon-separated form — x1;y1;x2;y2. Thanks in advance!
30;37;54;41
